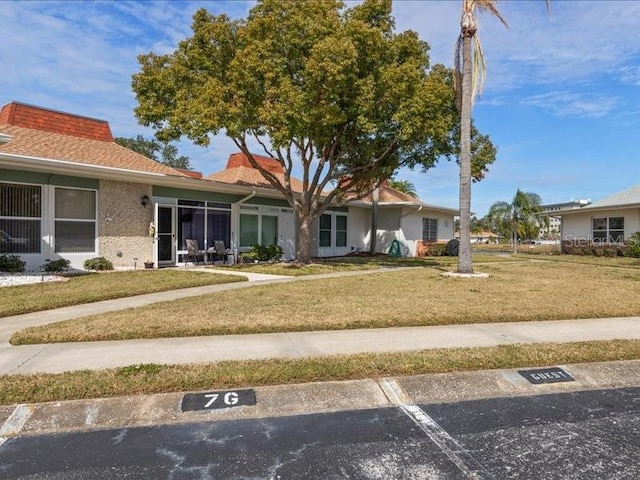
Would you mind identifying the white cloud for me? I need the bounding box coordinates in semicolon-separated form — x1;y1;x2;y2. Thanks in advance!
523;91;618;118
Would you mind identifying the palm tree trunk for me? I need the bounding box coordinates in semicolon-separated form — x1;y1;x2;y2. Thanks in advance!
457;33;474;274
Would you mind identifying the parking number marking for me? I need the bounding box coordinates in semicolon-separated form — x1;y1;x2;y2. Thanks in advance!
181;389;256;412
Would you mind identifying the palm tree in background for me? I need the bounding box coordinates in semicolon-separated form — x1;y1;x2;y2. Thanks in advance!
487;189;548;253
388;179;418;197
454;0;549;273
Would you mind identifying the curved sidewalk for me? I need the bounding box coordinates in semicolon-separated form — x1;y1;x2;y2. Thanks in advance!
1;268;639;375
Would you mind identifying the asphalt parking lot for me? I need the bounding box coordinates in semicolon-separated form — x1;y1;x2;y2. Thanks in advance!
2;361;640;479
1;385;639;479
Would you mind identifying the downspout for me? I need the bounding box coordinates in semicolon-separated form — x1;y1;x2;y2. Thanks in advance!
232;190;257;259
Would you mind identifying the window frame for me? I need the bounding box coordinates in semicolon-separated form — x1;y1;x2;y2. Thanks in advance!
422;217;438;242
0;181;42;254
592;216;624;243
53;186;98;254
318;211;348;249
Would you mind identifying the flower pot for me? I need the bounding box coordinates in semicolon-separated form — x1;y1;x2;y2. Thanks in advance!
144;262;154;269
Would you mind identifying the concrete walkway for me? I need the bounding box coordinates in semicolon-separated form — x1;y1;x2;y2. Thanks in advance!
1;267;639;375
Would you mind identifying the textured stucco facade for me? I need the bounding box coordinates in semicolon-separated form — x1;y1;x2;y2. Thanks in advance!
98;179;154;268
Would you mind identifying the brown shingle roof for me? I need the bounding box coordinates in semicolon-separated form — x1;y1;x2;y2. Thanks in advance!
0;125;187;176
206;152;304;193
0;102;186;177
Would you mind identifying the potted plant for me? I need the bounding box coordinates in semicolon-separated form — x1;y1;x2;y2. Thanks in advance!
144;260;154;269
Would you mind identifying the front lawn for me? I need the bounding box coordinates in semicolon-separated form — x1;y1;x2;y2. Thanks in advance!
0;270;247;318
12;260;640;344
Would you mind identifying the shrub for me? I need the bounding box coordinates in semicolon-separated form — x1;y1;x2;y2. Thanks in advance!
43;258;71;272
427;243;447;256
627;232;640;258
241;244;284;262
84;257;114;271
0;254;26;273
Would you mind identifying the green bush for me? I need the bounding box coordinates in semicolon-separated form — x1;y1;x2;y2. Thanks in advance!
43;258;71;272
627;232;640;258
241;244;284;262
0;254;26;273
84;257;114;271
428;243;447;256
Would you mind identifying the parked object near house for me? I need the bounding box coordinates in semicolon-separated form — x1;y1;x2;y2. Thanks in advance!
556;184;640;254
0;101;456;269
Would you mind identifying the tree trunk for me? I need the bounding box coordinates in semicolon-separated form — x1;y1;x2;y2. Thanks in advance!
457;33;474;274
295;210;314;264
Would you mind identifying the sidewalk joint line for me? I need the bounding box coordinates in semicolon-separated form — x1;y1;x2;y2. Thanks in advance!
9;344;51;374
285;333;304;357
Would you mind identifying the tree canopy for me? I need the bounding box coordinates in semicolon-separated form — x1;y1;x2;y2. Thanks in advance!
132;0;495;262
487;189;548;251
115;135;191;169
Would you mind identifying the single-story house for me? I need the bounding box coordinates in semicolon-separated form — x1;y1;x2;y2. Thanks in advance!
0;101;457;270
556;184;640;250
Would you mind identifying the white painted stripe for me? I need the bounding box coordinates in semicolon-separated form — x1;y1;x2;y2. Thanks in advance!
401;404;493;480
0;437;7;447
379;378;409;406
379;378;493;479
0;404;32;439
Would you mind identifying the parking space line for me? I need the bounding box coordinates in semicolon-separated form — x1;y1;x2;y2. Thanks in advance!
380;378;493;480
0;404;32;447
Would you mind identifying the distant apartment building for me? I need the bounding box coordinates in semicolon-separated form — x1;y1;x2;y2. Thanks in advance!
539;199;591;237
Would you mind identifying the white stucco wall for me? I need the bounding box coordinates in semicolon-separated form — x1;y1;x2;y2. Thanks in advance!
400;208;455;256
561;208;640;244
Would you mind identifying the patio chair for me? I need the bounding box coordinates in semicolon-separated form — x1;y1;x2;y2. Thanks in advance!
208;240;229;264
185;239;206;265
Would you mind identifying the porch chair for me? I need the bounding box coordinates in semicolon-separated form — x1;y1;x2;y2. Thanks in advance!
209;240;229;264
185;239;206;265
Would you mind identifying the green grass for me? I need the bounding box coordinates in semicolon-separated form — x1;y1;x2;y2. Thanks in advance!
0;270;246;318
1;340;638;405
515;253;640;268
222;261;380;276
12;260;640;344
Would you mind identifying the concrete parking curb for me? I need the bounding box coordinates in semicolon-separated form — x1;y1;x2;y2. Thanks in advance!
2;359;639;440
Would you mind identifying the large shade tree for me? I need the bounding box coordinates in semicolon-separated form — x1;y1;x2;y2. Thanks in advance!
115;135;191;169
133;0;494;263
487;189;548;252
454;0;548;273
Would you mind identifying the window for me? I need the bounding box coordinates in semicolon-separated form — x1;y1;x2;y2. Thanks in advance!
318;212;348;249
335;214;347;247
239;209;279;248
319;214;332;247
54;188;96;253
422;218;438;242
261;215;278;246
592;217;624;243
239;214;259;247
0;182;41;254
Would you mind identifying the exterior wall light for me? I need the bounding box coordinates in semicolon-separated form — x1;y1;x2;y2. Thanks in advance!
141;195;150;208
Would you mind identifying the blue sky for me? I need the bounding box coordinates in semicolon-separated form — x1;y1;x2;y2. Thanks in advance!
1;0;639;216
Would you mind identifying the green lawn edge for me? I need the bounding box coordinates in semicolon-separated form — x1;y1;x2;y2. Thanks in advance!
1;339;639;406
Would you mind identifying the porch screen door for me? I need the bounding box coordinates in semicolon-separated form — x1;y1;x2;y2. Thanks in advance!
157;206;175;265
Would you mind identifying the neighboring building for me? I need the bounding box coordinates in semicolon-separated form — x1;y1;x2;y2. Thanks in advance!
556;185;640;250
0;101;457;270
539;199;591;237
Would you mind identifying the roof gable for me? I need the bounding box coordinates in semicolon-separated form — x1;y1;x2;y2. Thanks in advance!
587;184;640;209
